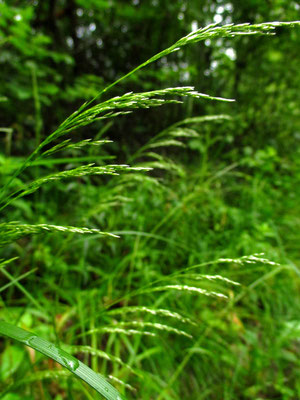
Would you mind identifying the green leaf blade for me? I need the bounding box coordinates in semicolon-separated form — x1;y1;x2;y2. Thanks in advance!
0;321;125;400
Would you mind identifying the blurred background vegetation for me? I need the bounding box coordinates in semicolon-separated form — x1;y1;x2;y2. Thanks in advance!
0;1;299;399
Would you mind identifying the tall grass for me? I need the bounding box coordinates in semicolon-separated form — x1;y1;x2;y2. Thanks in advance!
1;21;299;399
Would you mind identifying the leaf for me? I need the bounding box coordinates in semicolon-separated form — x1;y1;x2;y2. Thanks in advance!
0;321;125;400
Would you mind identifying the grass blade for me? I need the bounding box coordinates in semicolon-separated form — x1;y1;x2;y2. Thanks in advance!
0;321;125;400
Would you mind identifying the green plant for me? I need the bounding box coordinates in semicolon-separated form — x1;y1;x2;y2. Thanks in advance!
1;21;299;399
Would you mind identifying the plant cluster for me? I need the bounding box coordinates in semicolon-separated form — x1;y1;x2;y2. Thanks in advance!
0;19;299;400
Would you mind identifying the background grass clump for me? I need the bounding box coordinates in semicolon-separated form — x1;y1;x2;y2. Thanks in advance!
0;1;300;399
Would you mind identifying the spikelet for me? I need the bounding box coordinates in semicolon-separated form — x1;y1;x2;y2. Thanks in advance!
82;327;156;337
0;222;118;246
179;273;240;286
174;114;231;127
143;285;227;299
117;321;193;339
1;164;152;210
58;86;235;137
172;22;300;48
108;306;196;325
42;139;112;157
218;253;279;266
108;375;137;393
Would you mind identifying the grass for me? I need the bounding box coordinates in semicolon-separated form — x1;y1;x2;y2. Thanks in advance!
0;21;300;399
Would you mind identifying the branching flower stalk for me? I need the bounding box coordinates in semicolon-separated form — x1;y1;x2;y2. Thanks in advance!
0;20;299;400
1;21;298;203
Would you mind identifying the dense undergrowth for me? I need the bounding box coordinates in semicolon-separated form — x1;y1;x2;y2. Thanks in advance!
0;19;300;400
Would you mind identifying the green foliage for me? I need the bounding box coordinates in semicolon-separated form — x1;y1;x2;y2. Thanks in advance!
0;2;299;399
0;321;124;400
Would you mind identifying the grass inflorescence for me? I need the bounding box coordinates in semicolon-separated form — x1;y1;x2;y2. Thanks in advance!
0;20;299;400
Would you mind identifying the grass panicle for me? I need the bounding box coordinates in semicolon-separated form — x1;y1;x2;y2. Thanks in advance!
1;20;297;398
0;222;119;246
